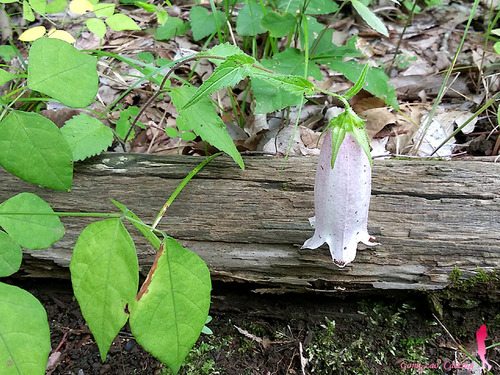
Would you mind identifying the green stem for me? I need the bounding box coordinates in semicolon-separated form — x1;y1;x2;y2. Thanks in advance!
151;152;223;229
310;0;348;56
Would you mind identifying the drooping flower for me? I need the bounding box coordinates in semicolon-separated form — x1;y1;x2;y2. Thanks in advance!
302;109;378;267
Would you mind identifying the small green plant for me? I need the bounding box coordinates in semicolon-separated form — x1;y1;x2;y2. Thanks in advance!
306;302;441;374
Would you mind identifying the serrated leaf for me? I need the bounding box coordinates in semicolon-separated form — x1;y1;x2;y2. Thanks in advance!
0;282;51;374
0;230;22;277
129;238;211;374
250;68;315;96
0;192;65;249
70;219;139;360
0;69;16;85
28;38;98;108
170;86;244;169
183;55;254;109
189;5;225;41
86;18;107;38
19;25;46;41
350;0;388;37
110;199;161;250
261;11;296;38
60;113;113;161
0;111;73;190
105;14;141;31
236;2;266;36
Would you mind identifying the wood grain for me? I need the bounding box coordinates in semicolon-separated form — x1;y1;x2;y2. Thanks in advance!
1;154;499;294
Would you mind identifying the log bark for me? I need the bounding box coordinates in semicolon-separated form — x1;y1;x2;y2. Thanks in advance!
1;154;499;294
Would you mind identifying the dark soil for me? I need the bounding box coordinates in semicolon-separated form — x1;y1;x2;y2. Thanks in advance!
8;278;500;375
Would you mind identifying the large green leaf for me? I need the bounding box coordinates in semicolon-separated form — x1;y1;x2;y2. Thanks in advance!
27;38;98;108
182;54;255;109
70;219;139;360
189;6;226;41
0;231;22;277
0;111;73;190
0;193;65;250
261;48;322;80
250;68;315;96
250;50;318;114
261;11;296;38
318;59;399;108
170;86;244;169
129;238;211;374
235;2;266;36
60;113;114;161
0;282;50;375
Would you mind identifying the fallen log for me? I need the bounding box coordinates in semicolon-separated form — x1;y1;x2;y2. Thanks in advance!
1;154;499;294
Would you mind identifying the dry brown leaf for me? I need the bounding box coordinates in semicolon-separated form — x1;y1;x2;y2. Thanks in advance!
359;108;398;140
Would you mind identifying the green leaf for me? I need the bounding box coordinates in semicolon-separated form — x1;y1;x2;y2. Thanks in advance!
251;76;303;113
183;54;255;109
105;14;141;31
0;192;65;250
180;131;196;141
261;48;322;79
28;38;98;108
0;231;22;277
0;69;16;86
70;219;139;360
343;62;369;100
0;282;51;374
156;17;185;40
0;45;17;62
129;238;211;374
170;86;244;169
60;113;114;161
46;0;66;13
0;111;73;190
86;18;107;38
320;59;398;108
110;199;161;250
199;43;245;61
261;11;296;38
278;0;338;14
236;2;266;36
28;0;45;14
189;5;226;41
494;41;500;55
135;1;155;12
350;0;389;37
22;0;34;21
93;2;115;17
250;68;315;96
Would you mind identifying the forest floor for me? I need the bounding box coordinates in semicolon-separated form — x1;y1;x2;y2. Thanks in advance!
2;0;500;373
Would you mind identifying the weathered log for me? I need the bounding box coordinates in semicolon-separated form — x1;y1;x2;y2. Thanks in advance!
1;154;499;294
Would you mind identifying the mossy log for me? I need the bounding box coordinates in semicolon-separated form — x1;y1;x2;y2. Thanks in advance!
1;154;499;294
